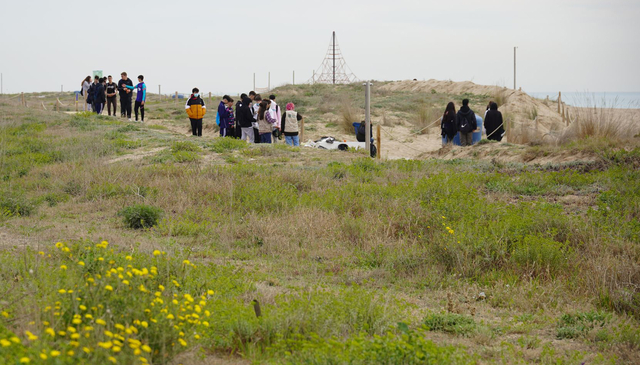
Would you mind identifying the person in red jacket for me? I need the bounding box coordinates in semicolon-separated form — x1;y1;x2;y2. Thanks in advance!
185;88;206;136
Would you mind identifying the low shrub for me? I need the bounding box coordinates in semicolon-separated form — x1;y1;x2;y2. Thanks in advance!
118;204;162;229
423;313;476;336
210;137;248;153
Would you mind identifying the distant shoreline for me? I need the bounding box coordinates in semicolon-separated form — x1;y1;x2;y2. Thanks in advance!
527;91;640;109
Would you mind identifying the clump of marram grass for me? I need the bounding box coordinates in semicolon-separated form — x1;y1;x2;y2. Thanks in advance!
339;99;361;134
412;105;440;135
118;204;162;229
492;87;509;107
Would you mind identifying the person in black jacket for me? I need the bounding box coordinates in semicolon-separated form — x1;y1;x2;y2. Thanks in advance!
237;95;255;143
118;72;134;120
441;102;457;145
456;98;477;146
484;102;505;141
105;75;118;116
93;77;106;115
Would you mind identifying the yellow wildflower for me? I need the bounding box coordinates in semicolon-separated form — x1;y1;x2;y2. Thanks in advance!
19;358;31;364
50;350;60;357
98;341;113;349
25;331;38;341
96;318;106;325
0;339;11;347
60;265;67;270
78;261;85;266
45;328;55;337
113;346;122;353
105;285;113;291
39;354;47;360
178;338;187;347
153;250;161;256
10;337;20;344
125;255;132;261
141;345;151;353
108;356;117;363
67;351;74;356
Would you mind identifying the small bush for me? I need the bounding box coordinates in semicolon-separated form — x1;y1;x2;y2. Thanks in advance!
556;311;609;339
117;124;140;133
118;204;162;229
340;100;360;134
171;141;200;152
423;313;476;336
173;150;200;163
210;137;248;153
0;193;35;217
413;106;440;135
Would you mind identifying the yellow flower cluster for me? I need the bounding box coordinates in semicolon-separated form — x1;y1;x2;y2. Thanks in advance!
1;241;214;364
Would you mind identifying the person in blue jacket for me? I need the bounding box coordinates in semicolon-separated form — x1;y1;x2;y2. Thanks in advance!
217;95;234;137
93;77;106;115
123;75;146;122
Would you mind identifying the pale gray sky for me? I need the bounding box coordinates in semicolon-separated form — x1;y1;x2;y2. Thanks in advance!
1;0;638;94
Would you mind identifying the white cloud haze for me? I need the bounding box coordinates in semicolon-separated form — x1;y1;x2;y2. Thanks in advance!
0;0;638;94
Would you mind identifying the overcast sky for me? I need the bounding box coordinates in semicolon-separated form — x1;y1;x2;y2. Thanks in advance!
1;0;638;95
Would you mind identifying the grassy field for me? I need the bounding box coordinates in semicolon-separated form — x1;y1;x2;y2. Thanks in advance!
1;89;640;364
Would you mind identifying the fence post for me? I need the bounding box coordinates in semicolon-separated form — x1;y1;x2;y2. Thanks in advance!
299;118;304;144
55;99;59;112
558;91;561;114
364;82;371;155
376;124;381;160
175;91;178;104
21;92;25;106
209;92;211;99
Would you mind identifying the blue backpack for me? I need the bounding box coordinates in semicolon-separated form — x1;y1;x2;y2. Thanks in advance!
215;113;220;126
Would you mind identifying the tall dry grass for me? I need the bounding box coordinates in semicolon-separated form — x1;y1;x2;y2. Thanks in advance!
412;105;441;135
560;95;638;143
340;99;361;134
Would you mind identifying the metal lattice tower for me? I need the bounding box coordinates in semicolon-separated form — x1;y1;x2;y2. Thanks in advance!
311;32;358;84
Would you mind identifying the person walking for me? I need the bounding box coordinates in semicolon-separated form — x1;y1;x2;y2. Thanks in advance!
456;98;477;146
484;102;505;141
118;72;133;120
217;95;234;137
105;75;118;116
281;102;303;146
257;100;276;143
236;94;255;143
92;77;106;114
185;87;206;137
123;75;146;122
81;76;92;111
441;102;457;145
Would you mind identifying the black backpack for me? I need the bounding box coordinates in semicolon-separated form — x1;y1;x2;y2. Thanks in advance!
357;122;372;142
86;84;95;104
458;113;475;133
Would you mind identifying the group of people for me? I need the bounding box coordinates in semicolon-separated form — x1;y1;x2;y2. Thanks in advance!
440;98;505;146
81;72;147;122
185;90;303;146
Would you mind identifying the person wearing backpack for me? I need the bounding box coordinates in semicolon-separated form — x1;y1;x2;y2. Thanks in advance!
257;100;276;143
105;75;118;116
81;76;92;111
87;75;100;111
92;77;106;115
441;102;457;145
185;87;206;137
217;95;234;137
281;102;303;146
269;95;282;142
236;94;255;143
118;72;134;120
456;98;477;146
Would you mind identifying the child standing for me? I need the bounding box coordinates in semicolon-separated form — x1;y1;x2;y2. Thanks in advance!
217;95;234;137
185;88;206;137
257;100;276;143
123;75;146;122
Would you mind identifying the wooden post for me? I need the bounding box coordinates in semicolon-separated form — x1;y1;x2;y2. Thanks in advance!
299;118;304;144
209;92;211;99
535;117;539;134
376;124;381;160
293;70;295;85
21;92;24;106
175;91;178;104
558;92;561;114
563;103;567;126
55;99;59;112
158;85;161;98
268;72;271;91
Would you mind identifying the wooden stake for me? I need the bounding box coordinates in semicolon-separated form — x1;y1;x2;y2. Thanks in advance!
175;91;178;104
55;100;59;112
299;118;304;144
376;124;381;159
558;91;561;114
21;92;24;106
209;92;211;99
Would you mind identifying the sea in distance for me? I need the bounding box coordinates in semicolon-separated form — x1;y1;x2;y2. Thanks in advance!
527;92;640;109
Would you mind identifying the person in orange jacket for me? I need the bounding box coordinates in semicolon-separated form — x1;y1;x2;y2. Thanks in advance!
185;87;207;136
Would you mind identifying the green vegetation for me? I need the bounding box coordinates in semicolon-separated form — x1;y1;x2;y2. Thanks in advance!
1;93;640;364
118;204;163;229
